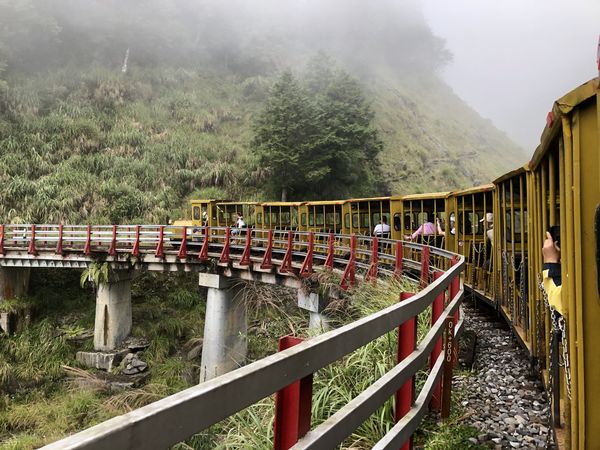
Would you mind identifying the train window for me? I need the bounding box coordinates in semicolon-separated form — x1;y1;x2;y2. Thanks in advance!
404;214;412;230
193;206;201;220
471;213;480;234
301;213;307;227
352;213;359;228
309;213;314;226
326;213;340;226
281;211;291;224
257;213;262;225
316;213;324;226
264;213;270;225
394;213;401;231
417;212;429;226
361;213;370;228
344;213;350;228
373;213;380;225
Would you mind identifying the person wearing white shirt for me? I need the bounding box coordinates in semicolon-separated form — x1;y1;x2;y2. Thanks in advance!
373;216;391;237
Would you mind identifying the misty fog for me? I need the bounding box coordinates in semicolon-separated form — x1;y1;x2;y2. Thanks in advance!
2;0;595;151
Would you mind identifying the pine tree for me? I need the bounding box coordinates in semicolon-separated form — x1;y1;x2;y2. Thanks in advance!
252;71;314;201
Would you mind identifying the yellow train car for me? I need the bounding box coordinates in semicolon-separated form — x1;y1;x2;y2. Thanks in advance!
448;184;495;300
493;167;529;350
400;192;451;248
527;77;599;449
256;202;305;231
214;202;257;228
300;200;346;234
345;196;392;237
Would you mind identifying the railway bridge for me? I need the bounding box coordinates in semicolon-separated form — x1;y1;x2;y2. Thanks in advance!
0;223;464;449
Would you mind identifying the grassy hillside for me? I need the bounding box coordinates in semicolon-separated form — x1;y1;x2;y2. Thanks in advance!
0;64;526;224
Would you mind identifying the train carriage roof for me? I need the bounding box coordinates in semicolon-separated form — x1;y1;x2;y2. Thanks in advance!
493;165;528;185
451;184;495;197
259;202;306;206
529;77;599;170
346;196;391;203
401;191;452;201
304;200;347;205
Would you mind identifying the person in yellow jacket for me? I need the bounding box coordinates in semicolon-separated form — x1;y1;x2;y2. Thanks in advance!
542;230;565;316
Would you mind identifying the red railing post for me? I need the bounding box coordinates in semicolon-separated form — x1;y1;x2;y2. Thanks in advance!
430;271;445;411
396;292;416;450
0;225;5;255
261;230;274;269
299;232;314;278
393;241;403;279
279;231;294;274
28;224;37;255
273;336;313;450
239;229;253;266
218;227;231;264
108;226;118;256
340;234;356;290
177;226;188;259
420;245;430;287
198;226;210;262
155;225;165;258
55;224;64;255
132;225;141;257
324;233;335;268
83;224;92;255
365;236;379;282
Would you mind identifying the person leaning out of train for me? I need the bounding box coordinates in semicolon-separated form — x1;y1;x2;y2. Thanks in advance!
542;228;566;316
373;216;391;238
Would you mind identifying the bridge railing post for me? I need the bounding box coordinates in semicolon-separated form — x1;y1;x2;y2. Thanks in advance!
395;292;416;450
273;335;312;450
393;241;403;279
299;232;313;277
324;233;335;268
430;271;445;411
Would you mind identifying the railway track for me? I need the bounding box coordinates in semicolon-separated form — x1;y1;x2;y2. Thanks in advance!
455;297;552;449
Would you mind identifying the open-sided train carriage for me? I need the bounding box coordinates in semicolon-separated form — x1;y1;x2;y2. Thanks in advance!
526;77;600;449
447;184;495;301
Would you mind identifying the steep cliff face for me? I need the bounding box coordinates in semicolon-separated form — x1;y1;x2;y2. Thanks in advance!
370;73;527;194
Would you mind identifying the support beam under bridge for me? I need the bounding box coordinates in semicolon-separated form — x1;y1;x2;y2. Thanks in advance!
199;273;247;383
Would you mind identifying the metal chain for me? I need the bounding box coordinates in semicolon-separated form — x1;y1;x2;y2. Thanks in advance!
536;274;557;449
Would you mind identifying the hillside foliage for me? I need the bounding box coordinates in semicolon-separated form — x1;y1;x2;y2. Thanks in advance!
0;0;526;221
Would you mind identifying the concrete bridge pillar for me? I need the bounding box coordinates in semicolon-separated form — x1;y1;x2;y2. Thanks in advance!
199;273;247;383
298;289;329;333
0;267;30;301
0;267;31;334
94;270;132;351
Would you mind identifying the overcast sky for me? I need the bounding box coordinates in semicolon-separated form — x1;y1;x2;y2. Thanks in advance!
422;0;600;151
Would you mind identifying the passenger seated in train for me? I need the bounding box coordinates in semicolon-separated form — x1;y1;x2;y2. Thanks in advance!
405;220;436;241
372;216;391;238
542;228;565;316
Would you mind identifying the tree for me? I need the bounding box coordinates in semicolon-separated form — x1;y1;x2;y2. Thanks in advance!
252;57;384;201
252;71;314;201
307;68;383;198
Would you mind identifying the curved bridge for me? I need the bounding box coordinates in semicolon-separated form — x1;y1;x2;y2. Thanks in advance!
0;224;465;450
